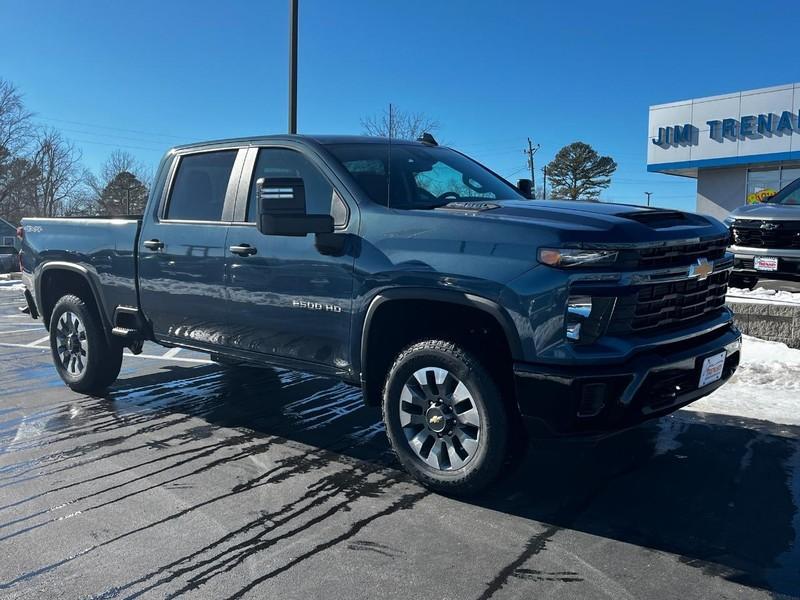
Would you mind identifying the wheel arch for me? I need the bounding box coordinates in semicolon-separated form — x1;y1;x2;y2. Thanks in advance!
357;288;523;407
37;262;113;342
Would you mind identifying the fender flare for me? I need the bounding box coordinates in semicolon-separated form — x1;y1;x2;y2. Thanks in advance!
37;261;114;341
356;287;523;381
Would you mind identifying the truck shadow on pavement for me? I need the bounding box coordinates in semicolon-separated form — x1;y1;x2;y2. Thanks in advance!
90;364;800;597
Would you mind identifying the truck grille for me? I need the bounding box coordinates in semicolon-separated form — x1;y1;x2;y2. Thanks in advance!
731;219;800;249
608;270;729;334
634;237;728;269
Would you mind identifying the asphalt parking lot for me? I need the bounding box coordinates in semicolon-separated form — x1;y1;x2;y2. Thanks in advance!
0;284;798;599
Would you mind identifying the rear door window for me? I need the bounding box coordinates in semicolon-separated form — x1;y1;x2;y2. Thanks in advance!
165;150;237;221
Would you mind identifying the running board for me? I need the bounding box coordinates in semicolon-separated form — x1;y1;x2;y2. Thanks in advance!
112;326;139;338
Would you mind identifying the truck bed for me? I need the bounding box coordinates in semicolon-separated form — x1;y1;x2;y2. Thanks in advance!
20;216;142;325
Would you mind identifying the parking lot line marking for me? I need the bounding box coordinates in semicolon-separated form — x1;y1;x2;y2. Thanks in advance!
0;341;213;364
25;335;51;348
0;328;45;335
162;347;182;358
124;351;212;364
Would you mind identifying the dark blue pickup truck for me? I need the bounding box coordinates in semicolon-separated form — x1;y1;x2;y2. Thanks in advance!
18;134;741;494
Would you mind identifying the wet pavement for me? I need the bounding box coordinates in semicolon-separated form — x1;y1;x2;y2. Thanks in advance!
0;286;798;599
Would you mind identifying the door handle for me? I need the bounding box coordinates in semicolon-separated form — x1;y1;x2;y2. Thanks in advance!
229;244;257;257
143;239;164;251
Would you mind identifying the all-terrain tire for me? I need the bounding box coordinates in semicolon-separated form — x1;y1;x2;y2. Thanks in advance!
49;294;123;395
382;339;509;495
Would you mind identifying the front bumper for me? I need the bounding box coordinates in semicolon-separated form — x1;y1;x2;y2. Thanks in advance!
514;324;741;437
731;246;800;281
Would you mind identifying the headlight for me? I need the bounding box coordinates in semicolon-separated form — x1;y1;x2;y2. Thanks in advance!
538;248;618;268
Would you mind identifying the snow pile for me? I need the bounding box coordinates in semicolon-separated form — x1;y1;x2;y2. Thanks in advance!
0;281;25;292
727;286;800;305
687;335;800;425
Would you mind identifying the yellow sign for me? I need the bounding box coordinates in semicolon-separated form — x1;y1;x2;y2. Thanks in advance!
747;189;777;204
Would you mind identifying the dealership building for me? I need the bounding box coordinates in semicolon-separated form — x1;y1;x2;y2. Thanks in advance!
647;82;800;219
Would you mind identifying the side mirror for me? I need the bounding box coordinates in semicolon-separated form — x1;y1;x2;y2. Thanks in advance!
257;177;334;236
517;178;533;199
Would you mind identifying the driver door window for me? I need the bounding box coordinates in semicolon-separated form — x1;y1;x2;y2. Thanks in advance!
246;148;334;222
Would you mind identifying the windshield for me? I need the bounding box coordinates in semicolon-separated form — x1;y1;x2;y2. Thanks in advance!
765;176;800;206
324;143;524;209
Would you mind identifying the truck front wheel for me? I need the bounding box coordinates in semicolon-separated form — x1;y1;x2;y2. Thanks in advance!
382;339;509;495
49;294;123;395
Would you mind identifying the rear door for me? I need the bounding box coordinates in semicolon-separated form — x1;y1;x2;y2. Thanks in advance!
221;144;357;372
138;147;245;345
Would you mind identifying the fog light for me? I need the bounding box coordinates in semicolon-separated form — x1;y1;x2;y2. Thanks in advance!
566;296;592;342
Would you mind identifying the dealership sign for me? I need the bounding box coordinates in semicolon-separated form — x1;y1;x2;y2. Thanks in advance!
652;110;799;147
648;83;800;172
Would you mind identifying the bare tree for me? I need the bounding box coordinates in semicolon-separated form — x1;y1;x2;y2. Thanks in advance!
361;106;440;140
29;128;83;217
0;79;36;221
0;79;33;155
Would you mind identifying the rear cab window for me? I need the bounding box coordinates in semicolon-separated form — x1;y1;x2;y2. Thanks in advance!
165;150;238;221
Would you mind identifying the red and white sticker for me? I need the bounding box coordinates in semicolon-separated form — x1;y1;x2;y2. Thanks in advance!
699;351;726;388
753;256;778;271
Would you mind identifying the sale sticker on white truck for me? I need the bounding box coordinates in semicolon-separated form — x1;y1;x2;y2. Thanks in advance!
754;256;778;271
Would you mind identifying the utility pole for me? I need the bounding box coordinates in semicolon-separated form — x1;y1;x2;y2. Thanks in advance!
524;138;540;199
543;165;547;199
644;191;652;206
288;0;298;134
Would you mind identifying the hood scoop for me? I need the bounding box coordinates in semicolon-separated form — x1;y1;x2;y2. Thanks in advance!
438;201;500;212
620;209;699;228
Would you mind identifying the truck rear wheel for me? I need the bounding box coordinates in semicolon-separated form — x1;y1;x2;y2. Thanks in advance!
382;339;509;495
49;294;123;395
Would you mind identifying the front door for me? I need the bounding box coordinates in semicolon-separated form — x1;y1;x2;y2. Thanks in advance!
138;147;243;345
222;145;356;372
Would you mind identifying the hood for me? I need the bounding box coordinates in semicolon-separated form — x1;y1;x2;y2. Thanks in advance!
730;202;800;220
434;200;727;246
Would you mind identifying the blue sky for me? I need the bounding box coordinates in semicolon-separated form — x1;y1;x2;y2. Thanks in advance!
1;0;796;212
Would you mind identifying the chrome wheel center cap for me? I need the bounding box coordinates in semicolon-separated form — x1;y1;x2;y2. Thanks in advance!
425;407;447;433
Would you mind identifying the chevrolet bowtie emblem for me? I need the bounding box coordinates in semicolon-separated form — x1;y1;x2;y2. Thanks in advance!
429;414;444;425
760;221;780;231
688;258;713;280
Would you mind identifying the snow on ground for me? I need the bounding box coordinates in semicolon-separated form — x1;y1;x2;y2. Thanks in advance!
687;335;800;425
727;286;800;305
0;281;25;291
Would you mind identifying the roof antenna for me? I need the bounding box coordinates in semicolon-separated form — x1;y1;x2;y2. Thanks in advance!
387;102;393;209
417;132;438;146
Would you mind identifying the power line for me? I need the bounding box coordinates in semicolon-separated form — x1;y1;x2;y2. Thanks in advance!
69;138;164;152
503;166;528;179
35;115;187;141
33;123;170;147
